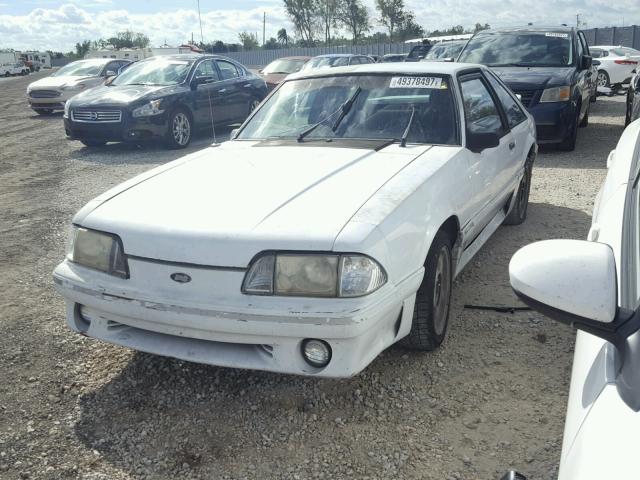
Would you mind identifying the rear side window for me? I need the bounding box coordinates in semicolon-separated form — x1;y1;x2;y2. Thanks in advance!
194;59;219;79
216;60;239;80
460;77;504;136
591;48;607;58
485;72;527;128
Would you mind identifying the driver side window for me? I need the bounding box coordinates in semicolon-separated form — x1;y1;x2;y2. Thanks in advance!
460;76;505;136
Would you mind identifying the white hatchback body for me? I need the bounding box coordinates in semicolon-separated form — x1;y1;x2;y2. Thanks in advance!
53;62;536;377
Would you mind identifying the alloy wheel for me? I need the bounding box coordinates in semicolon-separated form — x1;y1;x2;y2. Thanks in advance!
432;246;452;336
172;113;191;146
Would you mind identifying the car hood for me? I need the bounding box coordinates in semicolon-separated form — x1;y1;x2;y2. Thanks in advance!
71;83;181;106
80;141;433;267
491;66;575;89
28;75;99;89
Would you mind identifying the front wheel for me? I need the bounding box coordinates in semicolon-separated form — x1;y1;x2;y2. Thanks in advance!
557;110;579;151
165;109;192;149
400;231;453;351
596;70;609;88
504;156;533;226
4;72;9;77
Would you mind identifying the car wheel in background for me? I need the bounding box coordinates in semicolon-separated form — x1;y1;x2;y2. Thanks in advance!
80;140;107;147
4;72;9;77
248;98;260;115
400;230;453;351
165;108;192;149
597;70;610;88
504;153;533;226
557;110;579;151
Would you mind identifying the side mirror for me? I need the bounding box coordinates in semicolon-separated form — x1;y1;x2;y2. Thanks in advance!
258;69;264;74
466;132;500;153
105;70;117;77
592;59;601;67
581;54;593;70
230;128;239;140
509;240;637;348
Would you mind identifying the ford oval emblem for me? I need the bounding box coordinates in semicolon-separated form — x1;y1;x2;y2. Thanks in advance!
170;272;192;284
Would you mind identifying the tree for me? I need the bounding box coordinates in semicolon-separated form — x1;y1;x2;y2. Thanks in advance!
277;28;289;45
375;0;406;41
264;37;280;50
74;40;92;58
238;31;259;50
338;0;370;44
316;0;339;44
283;0;318;44
396;12;424;41
474;23;490;33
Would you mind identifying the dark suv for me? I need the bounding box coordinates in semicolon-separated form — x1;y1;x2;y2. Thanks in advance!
458;26;594;150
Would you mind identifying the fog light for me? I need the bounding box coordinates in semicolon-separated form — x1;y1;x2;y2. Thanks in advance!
301;339;332;368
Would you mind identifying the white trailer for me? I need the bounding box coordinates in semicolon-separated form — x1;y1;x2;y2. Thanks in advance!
20;51;51;70
0;51;18;65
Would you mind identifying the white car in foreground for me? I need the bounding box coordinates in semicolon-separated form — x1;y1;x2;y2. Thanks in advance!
54;62;536;377
590;45;640;87
509;119;640;478
26;58;131;115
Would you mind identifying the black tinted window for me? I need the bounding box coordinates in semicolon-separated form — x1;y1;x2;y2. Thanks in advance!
459;31;573;67
216;60;239;80
460;77;504;135
485;73;527;128
194;59;219;79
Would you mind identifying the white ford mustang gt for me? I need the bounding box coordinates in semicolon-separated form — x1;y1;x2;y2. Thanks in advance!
54;62;537;377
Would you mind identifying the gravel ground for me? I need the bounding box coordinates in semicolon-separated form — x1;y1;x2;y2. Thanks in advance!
0;70;626;480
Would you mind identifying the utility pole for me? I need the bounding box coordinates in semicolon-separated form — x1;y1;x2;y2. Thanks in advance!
576;13;581;28
263;12;266;46
197;0;204;43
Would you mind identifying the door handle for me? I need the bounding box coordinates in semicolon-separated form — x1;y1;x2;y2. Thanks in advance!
243;84;252;88
218;88;227;93
508;141;516;151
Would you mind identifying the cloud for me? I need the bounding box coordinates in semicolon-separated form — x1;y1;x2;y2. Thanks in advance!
0;2;638;52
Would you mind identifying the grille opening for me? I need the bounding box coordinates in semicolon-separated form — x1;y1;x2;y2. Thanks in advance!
74;304;91;333
393;309;403;338
258;344;274;357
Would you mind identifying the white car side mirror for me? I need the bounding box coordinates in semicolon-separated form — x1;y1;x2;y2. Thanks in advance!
510;239;616;324
230;128;239;140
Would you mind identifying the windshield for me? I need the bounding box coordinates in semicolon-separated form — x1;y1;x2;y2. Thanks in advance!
52;60;106;77
263;58;308;74
112;58;193;86
458;31;573;67
407;45;431;59
238;74;458;145
425;42;465;60
303;56;350;70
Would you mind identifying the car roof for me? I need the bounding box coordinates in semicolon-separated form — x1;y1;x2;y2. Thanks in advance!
314;53;359;58
143;53;234;62
272;56;312;61
287;61;485;80
476;25;575;34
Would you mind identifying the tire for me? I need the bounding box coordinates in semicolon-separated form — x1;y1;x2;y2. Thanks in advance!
80;140;106;147
248;98;260;116
579;104;589;127
557;109;579;151
400;231;453;351
165;108;192;149
35;109;53;115
4;72;9;77
504;154;533;226
596;70;609;88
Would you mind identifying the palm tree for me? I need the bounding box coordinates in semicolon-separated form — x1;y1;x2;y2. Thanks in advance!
277;28;289;46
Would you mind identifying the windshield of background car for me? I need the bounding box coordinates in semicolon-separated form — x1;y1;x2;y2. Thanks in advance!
425;43;464;60
111;58;193;86
263;58;308;74
458;31;573;67
237;74;459;145
303;57;350;70
52;60;105;77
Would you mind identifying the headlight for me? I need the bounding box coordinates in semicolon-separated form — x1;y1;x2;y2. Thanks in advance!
61;83;85;91
539;86;571;103
63;101;70;118
68;226;129;278
242;253;386;297
132;99;164;118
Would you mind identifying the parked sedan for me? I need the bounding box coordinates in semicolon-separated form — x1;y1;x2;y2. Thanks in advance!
591;45;640;88
302;54;374;71
258;56;310;90
509;119;640;480
381;53;408;63
27;58;131;115
53;62;536;377
458;26;594;151
625;70;640;125
64;54;268;149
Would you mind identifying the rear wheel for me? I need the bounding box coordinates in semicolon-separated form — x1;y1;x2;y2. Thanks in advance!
165;108;192;149
596;70;610;88
248;98;260;115
557;109;579;151
401;231;453;351
80;140;106;147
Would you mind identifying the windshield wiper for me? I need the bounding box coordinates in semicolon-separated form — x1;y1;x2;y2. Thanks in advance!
400;105;416;148
297;87;362;142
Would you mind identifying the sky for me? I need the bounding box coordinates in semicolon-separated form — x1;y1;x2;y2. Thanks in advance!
0;0;639;52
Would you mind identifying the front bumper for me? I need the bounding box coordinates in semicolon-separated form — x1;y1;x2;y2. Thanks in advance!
53;259;423;377
64;111;169;143
527;101;576;144
28;90;75;111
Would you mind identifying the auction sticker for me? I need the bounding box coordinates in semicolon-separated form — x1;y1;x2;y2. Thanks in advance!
390;76;442;88
545;32;568;38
